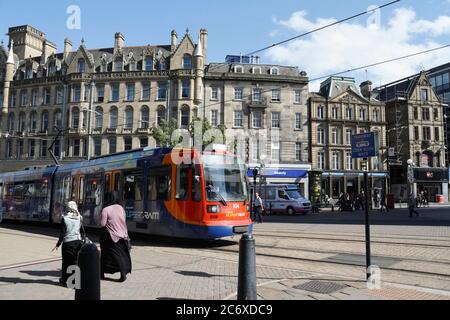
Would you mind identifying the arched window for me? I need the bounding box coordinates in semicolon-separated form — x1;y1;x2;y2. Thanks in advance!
181;105;190;127
108;137;117;154
110;107;118;129
182;54;192;69
77;58;86;73
270;67;279;75
144;57;153;71
8;113;15;132
124;106;134;129
157;106;166;126
72;107;80;129
422;151;434;167
41;111;49;131
54;110;62;129
30;111;37;130
95;107;103;129
141;106;149;129
18;112;26;132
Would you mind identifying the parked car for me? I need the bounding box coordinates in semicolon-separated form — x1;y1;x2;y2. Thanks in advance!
254;185;311;215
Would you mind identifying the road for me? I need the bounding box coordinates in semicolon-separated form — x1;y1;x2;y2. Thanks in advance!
0;206;449;300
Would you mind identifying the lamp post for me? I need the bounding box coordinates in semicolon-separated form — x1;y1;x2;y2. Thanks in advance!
407;159;415;203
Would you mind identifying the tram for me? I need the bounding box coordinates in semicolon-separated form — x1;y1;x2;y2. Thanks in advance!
0;146;252;239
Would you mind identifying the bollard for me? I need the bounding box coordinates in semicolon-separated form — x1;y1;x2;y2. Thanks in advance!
237;233;257;300
75;243;101;300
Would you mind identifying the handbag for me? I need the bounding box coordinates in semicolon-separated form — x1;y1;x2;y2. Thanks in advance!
127;237;132;250
80;218;92;245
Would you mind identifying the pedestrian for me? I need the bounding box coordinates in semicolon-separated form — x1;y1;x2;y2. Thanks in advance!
423;190;429;207
52;201;84;287
380;193;389;213
253;192;264;223
100;191;132;282
409;193;419;217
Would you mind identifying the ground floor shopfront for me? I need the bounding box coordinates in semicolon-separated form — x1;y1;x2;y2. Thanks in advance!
309;171;389;206
247;164;312;199
390;167;449;203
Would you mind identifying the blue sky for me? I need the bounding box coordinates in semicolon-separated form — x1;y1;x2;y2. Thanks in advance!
1;0;450;86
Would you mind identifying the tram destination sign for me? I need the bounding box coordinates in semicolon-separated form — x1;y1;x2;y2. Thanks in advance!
351;132;378;159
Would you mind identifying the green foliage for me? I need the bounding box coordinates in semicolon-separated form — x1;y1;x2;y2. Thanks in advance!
188;117;227;149
149;119;180;147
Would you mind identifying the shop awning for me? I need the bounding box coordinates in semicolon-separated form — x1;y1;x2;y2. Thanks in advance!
247;168;308;179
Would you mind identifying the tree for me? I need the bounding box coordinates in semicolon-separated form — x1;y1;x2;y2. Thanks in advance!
188;117;226;150
149;119;180;147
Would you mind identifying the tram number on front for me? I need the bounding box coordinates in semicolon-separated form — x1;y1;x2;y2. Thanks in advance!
141;212;160;221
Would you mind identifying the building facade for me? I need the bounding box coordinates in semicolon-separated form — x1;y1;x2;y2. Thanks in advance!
0;25;207;172
427;63;450;166
376;72;449;203
204;62;311;196
0;25;312;197
308;77;388;202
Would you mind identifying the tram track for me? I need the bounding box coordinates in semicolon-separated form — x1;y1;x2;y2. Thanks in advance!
254;231;450;249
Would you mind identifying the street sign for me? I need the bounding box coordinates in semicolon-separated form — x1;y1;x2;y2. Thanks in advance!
351;132;378;159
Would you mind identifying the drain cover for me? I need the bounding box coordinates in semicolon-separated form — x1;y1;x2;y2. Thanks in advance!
293;281;347;294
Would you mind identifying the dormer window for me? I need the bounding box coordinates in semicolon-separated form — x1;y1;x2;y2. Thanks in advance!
26;66;33;79
252;67;261;74
270;67;279;75
182;54;192;69
234;65;244;73
145;57;153;71
77;58;86;73
114;59;123;72
129;61;137;71
48;62;56;75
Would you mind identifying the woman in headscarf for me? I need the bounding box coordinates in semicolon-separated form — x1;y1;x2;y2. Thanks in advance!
53;201;84;286
100;191;132;282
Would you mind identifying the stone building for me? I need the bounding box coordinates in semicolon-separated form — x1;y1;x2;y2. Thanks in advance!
308;76;388;201
0;25;207;172
0;25;312;196
376;72;449;203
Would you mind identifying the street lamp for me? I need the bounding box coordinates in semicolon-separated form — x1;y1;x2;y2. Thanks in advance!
407;159;415;204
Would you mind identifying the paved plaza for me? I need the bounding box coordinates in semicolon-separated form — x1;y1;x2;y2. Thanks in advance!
1;206;450;300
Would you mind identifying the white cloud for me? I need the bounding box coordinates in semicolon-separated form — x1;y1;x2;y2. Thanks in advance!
266;8;450;91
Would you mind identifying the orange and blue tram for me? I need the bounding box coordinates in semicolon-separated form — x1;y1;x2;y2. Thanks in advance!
0;147;252;239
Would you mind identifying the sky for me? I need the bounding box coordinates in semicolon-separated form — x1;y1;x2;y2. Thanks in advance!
1;0;450;90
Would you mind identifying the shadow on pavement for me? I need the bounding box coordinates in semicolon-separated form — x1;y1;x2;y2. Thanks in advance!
20;270;60;278
261;208;450;227
0;276;60;287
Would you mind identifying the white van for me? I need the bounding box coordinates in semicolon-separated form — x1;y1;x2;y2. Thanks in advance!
255;185;311;215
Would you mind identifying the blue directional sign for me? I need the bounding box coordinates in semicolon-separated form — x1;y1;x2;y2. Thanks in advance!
351;132;378;159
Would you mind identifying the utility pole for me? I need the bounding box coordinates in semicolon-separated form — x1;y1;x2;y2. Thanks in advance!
86;81;95;160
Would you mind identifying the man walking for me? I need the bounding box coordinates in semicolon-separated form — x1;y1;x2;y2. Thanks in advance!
380;193;389;213
254;193;264;224
409;193;419;217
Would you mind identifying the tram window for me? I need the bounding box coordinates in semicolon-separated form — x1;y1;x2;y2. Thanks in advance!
176;166;189;200
114;173;120;192
192;164;202;202
123;171;143;201
105;174;111;193
85;176;103;206
71;178;77;200
0;184;3;200
148;167;172;201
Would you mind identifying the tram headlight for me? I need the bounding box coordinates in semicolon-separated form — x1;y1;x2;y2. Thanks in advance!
207;205;221;213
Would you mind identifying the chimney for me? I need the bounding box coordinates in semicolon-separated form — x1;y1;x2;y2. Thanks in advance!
114;32;124;53
171;30;178;52
200;29;207;60
360;80;373;99
64;38;72;60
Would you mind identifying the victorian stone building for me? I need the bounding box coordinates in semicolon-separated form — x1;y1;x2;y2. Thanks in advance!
376;72;449;203
0;25;311;195
0;25;207;172
308;77;387;201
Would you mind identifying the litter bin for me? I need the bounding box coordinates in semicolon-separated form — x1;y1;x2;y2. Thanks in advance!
387;194;395;209
436;195;445;204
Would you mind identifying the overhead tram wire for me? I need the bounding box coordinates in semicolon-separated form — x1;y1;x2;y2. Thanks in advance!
308;44;450;82
206;0;401;74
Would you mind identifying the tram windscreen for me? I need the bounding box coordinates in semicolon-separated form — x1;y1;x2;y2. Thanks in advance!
202;154;248;202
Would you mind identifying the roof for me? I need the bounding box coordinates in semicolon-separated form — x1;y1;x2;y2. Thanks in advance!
205;63;302;77
375;73;422;102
